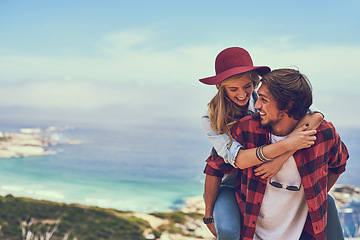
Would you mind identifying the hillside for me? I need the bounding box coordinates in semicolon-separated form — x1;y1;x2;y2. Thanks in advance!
0;185;359;239
0;194;210;240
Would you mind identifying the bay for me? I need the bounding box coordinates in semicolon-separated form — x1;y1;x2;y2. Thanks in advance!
0;111;359;215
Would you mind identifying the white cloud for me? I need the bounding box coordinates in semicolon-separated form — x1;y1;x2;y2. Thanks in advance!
0;30;359;127
100;28;157;53
0;80;123;110
0;29;217;85
252;45;360;87
0;78;214;122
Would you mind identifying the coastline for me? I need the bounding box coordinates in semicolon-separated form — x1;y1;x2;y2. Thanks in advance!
1;185;358;240
124;184;360;239
0;126;358;239
164;184;360;240
0;127;79;158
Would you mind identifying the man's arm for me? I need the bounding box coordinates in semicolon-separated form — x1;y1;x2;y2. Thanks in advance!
204;175;220;237
327;172;340;192
320;122;349;192
325;123;349;186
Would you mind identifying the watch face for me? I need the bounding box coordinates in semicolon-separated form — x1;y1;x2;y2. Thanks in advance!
203;217;213;224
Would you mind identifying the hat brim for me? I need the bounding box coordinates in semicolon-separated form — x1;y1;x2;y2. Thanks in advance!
199;66;271;85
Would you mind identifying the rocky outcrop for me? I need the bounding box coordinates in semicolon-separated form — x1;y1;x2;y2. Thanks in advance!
0;126;79;158
329;184;360;208
0;133;54;158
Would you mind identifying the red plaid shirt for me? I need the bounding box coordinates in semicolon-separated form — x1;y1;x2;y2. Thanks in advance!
204;113;349;240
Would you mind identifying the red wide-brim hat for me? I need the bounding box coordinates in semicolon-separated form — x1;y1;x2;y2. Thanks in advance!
199;47;271;85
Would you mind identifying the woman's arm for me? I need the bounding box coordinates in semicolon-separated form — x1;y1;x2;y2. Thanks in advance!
202;111;241;167
234;124;317;169
202;107;323;170
204;175;220;237
253;112;324;179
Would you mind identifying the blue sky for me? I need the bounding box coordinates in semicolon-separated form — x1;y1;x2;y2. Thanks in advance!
0;0;359;128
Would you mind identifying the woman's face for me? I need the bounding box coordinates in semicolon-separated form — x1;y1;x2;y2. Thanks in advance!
223;74;254;107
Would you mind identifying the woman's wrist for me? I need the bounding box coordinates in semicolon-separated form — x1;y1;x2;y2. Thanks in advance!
281;137;296;152
204;211;213;218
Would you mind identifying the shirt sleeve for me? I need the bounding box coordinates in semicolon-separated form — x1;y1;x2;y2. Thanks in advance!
326;124;349;174
201;109;241;168
203;162;225;178
203;148;238;177
308;105;324;118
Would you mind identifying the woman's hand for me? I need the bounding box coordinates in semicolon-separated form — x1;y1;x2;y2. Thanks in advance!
254;151;294;180
254;157;284;180
286;124;317;151
254;161;281;180
206;222;217;237
296;112;323;131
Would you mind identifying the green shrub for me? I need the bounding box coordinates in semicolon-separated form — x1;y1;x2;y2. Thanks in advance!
0;195;147;239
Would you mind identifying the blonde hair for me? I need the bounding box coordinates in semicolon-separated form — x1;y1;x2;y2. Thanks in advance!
208;71;260;145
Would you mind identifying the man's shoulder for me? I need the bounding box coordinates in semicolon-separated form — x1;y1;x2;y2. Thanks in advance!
318;119;336;131
238;112;262;125
232;112;263;133
317;120;339;140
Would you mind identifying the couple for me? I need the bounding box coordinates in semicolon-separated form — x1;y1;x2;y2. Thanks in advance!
200;47;349;240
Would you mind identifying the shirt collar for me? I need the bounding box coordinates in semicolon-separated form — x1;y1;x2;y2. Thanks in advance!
247;91;257;115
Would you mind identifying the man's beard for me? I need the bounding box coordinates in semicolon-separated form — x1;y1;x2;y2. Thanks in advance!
260;112;284;128
261;118;281;128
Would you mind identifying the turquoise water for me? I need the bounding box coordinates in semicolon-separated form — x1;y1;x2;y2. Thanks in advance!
0;114;359;217
0;118;209;213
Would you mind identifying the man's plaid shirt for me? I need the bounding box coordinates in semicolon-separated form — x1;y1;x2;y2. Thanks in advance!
204;113;349;240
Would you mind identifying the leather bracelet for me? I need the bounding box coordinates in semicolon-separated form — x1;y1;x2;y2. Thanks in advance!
203;216;214;224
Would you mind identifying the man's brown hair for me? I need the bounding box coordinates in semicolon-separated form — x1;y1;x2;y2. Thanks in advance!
260;68;313;120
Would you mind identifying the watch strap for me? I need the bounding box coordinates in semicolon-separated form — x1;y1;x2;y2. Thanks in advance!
203;216;214;224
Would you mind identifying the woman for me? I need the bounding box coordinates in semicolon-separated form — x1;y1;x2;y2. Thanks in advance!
200;47;344;240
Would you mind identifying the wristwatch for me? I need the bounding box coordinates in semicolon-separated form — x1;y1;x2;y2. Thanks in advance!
203;216;214;224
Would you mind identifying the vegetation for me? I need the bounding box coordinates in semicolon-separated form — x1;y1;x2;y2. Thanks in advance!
150;211;204;237
151;211;202;225
0;195;207;240
0;194;149;240
0;135;9;141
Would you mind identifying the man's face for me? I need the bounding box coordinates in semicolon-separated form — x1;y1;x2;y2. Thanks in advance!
255;83;285;128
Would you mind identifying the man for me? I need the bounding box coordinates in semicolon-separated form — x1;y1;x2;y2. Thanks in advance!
206;68;349;240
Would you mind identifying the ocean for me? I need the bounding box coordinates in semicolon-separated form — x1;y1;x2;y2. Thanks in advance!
0;112;210;213
0;111;359;237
